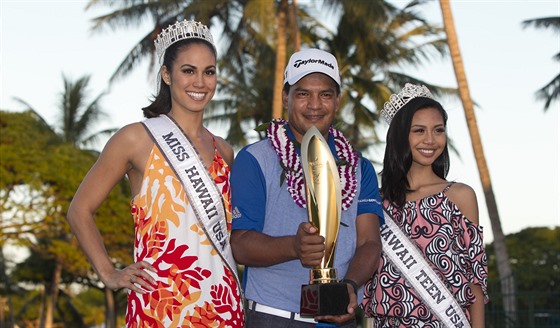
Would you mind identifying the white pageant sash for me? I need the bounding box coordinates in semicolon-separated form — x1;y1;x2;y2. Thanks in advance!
381;210;471;328
142;115;239;286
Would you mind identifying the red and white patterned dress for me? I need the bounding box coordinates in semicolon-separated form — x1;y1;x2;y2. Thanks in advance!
127;142;244;327
362;183;488;327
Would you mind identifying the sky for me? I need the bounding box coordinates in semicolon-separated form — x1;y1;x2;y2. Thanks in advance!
1;0;559;245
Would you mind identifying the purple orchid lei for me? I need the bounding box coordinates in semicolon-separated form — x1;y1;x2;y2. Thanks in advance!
266;119;358;210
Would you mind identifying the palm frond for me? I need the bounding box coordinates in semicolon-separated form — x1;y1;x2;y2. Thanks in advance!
11;98;55;135
535;73;560;111
522;16;559;111
521;16;560;32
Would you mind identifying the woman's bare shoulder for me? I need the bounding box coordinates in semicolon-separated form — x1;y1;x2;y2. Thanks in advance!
114;122;147;138
104;122;148;146
446;182;479;224
98;122;152;161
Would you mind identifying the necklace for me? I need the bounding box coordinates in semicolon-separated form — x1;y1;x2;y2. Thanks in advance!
266;119;358;210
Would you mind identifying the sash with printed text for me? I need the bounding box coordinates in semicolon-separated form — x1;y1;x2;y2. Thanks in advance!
381;210;471;328
142;115;239;288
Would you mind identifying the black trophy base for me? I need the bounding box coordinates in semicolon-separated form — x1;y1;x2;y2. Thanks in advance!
300;282;349;317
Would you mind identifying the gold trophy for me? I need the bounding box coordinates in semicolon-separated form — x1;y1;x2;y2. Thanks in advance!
299;126;349;316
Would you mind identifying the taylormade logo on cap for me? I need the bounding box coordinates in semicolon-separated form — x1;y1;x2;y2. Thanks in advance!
293;58;335;70
283;48;341;87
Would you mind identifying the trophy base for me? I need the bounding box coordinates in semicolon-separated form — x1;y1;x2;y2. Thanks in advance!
300;282;349;317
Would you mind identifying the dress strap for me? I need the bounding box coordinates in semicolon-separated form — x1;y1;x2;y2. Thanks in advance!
442;181;455;193
206;129;217;150
207;131;222;164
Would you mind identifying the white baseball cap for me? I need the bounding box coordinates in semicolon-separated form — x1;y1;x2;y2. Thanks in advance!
283;48;341;87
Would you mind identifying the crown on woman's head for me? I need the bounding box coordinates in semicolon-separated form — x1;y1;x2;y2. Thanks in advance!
381;83;434;124
155;20;215;62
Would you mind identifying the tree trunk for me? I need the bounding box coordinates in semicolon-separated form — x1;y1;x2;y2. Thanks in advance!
438;1;517;326
38;284;46;327
105;288;117;328
289;0;301;52
0;247;15;328
42;257;63;328
272;0;288;120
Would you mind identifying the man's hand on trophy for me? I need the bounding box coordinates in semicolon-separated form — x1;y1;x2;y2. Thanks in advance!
314;286;358;324
294;222;325;267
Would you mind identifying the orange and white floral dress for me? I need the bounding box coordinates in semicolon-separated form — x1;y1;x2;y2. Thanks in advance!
127;141;244;328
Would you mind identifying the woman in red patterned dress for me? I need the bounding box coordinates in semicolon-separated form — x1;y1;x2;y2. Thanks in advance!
361;84;488;328
68;20;244;327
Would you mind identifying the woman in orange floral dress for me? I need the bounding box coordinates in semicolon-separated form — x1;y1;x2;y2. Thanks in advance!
67;20;244;327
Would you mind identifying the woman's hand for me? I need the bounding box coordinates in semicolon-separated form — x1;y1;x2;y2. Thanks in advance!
103;261;157;293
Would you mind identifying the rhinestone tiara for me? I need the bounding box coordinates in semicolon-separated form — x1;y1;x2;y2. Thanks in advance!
382;83;434;124
154;20;215;62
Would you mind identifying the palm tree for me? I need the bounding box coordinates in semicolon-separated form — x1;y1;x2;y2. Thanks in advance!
439;1;516;326
86;0;240;82
273;0;289;119
314;0;453;152
85;0;298;121
522;16;560;111
15;74;115;151
84;0;451;151
210;0;329;145
216;0;453;150
84;0;316;144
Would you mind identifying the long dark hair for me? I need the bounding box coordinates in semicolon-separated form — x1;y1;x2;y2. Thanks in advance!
381;97;450;207
142;39;217;118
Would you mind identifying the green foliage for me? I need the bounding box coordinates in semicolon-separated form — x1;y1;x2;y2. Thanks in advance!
11;248;55;283
1;111;98;274
487;226;560;291
11;289;42;326
1;110;133;325
0;110;59;192
8;286;89;327
84;0;453;154
72;288;106;326
56;291;87;327
95;178;134;267
485;227;560;327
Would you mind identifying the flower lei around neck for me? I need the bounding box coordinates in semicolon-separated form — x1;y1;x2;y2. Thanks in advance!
266;119;358;210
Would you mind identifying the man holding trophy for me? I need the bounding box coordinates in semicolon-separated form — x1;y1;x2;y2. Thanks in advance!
230;48;384;327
